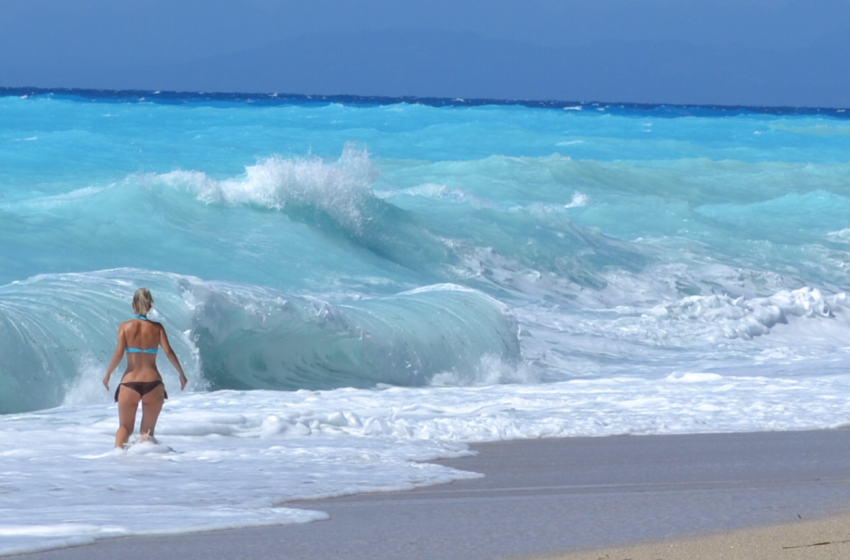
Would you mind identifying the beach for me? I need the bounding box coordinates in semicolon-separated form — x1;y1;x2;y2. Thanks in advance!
543;515;850;560
8;429;850;560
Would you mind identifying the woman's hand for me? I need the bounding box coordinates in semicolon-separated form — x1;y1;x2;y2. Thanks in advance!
179;373;188;390
103;376;110;390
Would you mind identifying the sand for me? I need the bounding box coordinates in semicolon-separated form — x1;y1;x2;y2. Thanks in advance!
536;515;850;560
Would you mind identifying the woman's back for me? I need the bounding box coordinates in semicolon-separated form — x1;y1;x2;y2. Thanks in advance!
121;317;163;382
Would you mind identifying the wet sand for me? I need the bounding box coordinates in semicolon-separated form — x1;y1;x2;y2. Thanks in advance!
8;430;850;560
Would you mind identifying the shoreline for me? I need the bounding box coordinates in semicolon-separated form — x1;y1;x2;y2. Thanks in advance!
8;429;850;560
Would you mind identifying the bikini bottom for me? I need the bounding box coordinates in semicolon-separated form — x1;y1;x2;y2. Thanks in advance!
115;380;168;402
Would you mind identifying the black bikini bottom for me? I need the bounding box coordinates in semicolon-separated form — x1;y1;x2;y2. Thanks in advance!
115;380;168;402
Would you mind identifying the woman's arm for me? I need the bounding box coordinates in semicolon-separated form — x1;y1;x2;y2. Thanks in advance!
159;326;188;390
103;326;128;390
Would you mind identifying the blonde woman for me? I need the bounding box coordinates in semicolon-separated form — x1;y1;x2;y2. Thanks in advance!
103;288;188;447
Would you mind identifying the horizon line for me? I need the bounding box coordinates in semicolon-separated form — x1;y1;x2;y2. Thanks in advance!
2;86;848;116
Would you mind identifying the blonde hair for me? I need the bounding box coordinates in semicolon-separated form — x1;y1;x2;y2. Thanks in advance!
133;287;154;315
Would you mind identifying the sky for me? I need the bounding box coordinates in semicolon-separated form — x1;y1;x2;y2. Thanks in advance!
1;0;849;107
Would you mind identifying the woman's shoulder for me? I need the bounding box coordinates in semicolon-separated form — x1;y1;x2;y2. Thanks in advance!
146;319;166;332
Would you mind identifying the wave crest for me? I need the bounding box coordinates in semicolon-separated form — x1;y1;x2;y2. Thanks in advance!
164;143;377;233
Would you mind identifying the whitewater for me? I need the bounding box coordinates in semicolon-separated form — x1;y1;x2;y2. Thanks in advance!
1;89;849;555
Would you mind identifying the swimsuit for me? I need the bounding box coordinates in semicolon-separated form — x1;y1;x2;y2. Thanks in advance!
115;314;167;401
115;380;168;402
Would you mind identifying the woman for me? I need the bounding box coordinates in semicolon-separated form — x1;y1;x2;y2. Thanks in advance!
103;288;188;448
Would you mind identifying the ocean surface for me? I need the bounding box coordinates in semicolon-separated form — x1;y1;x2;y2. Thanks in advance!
1;89;849;555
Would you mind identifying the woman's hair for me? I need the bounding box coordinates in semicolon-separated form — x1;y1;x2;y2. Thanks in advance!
133;287;154;315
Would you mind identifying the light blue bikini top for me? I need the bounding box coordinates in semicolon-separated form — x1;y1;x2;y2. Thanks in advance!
126;314;158;354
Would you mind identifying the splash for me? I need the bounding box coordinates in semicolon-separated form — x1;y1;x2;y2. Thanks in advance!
161;143;378;234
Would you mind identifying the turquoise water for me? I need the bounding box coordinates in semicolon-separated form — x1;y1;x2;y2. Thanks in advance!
1;90;849;414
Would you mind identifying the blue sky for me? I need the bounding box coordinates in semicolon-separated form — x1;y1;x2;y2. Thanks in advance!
1;0;848;107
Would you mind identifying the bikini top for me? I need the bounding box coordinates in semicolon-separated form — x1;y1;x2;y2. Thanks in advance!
126;314;159;354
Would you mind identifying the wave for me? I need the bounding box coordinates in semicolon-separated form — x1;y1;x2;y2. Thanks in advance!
648;287;845;341
0;270;521;414
0;146;452;287
6;148;850;295
163;143;378;229
193;282;520;391
137;144;455;276
4;142;850;416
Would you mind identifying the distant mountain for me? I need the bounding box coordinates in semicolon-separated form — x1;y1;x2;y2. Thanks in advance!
3;28;848;108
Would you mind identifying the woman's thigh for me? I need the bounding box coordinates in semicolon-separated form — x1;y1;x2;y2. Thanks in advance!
140;385;166;426
117;386;141;426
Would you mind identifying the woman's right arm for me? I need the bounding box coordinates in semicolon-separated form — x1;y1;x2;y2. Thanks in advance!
103;327;127;390
159;326;188;390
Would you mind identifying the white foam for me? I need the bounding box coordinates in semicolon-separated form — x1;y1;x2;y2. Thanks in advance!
665;372;724;383
827;228;850;242
429;354;537;386
155;143;377;233
377;183;494;209
6;368;850;555
564;192;589;208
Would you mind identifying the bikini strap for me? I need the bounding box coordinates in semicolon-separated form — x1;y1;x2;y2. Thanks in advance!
134;314;148;321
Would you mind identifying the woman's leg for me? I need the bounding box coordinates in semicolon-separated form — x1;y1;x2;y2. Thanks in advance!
139;384;166;440
115;386;141;447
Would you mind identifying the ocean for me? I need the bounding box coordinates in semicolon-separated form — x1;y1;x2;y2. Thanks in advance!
1;89;849;555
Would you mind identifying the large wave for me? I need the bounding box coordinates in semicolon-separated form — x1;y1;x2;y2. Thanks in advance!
0;270;521;414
